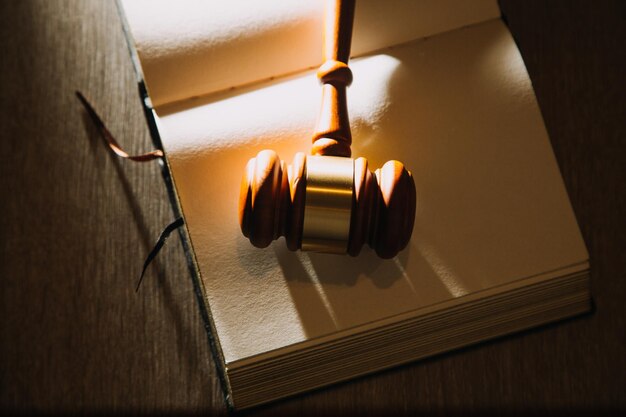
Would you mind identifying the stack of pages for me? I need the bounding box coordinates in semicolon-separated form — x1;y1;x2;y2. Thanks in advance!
119;0;590;409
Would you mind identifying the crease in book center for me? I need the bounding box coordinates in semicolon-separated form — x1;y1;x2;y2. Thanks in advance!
119;0;589;407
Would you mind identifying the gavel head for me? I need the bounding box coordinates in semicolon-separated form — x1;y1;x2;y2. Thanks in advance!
239;150;416;258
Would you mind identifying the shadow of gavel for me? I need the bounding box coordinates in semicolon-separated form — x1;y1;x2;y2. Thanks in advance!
239;0;416;258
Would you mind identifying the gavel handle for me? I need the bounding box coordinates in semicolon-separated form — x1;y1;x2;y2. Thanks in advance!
311;0;356;157
323;0;355;64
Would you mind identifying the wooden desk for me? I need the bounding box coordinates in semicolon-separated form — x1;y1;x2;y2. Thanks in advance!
1;1;624;414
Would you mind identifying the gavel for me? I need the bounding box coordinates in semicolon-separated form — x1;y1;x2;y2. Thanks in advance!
239;0;416;258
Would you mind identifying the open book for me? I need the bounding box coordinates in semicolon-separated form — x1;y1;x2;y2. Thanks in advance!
119;0;590;409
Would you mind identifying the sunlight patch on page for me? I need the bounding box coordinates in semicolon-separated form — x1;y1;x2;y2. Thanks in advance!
415;241;469;298
298;252;340;330
158;52;402;159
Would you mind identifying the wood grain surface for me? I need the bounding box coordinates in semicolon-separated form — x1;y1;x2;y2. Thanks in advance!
1;0;624;415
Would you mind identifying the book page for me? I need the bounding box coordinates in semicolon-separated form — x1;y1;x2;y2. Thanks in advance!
155;20;588;364
120;0;499;107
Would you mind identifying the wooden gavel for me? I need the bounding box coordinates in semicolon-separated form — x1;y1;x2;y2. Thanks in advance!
239;0;416;258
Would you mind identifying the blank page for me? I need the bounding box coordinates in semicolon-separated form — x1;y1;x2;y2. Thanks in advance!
153;20;588;364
